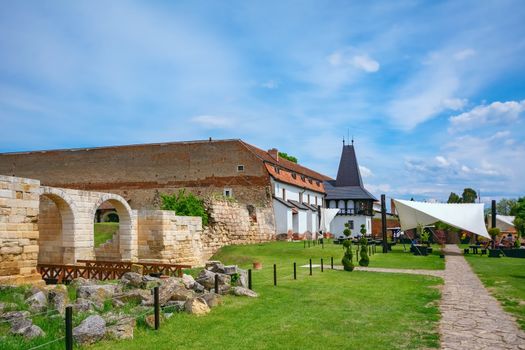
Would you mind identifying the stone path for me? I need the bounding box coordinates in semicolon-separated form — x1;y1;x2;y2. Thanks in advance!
440;244;525;350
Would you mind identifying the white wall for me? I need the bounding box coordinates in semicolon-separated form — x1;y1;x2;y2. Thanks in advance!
330;215;371;238
273;180;324;207
273;199;292;234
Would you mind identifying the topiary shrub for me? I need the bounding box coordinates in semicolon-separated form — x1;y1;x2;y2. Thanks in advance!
341;239;354;271
488;227;500;249
358;237;369;267
343;222;352;239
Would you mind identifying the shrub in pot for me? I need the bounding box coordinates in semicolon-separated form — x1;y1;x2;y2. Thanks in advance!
358;237;369;267
341;240;354;271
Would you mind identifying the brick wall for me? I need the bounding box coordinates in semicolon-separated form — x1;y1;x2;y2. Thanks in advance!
0;175;42;284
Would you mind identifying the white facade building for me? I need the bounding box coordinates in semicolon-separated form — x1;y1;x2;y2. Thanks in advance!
324;142;376;238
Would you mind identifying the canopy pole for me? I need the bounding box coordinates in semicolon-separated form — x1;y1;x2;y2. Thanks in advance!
381;194;388;253
491;200;497;249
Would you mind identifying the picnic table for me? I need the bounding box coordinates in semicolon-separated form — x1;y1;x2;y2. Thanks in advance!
469;245;482;254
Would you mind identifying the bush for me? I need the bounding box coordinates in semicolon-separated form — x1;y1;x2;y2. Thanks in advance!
341;240;354;271
358;237;369;267
161;190;209;226
360;224;366;236
343;222;352;238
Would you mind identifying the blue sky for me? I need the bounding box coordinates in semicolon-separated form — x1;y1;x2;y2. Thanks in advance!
1;1;524;203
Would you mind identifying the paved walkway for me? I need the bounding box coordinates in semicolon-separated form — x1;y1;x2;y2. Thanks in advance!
440;244;525;350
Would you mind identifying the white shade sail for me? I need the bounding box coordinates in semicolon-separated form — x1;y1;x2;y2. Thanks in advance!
320;208;340;232
393;199;490;239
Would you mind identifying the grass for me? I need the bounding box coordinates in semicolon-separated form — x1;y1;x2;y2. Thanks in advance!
94;222;119;247
463;250;525;330
90;241;442;350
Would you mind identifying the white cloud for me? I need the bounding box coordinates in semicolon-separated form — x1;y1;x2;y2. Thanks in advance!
442;98;467;111
359;165;373;178
449;100;525;132
352;55;380;72
453;49;476;61
190;115;235;128
260;80;279;89
327;49;380;73
435;156;451;167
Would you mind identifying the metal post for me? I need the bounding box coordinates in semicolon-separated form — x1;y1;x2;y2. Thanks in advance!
309;258;312;275
273;264;277;286
321;258;324;272
65;306;73;350
248;269;252;290
381;194;388;253
154;286;160;330
293;262;297;280
491;200;497;249
214;274;219;294
331;257;334;269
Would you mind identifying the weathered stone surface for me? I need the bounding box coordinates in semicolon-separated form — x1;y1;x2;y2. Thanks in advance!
10;318;33;335
77;284;121;304
222;265;238;275
121;272;143;288
170;287;196;302
0;302;18;315
163;300;185;312
74;298;95;312
200;292;222;308
232;268;248;288
48;286;69;315
192;282;205;293
106;322;134;340
196;269;231;293
184;297;210;316
182;274;196;289
205;261;225;273
1;310;30;321
23;325;45;339
116;289;152;304
144;314;164;329
73;315;106;345
231;287;258;298
157;278;184;305
26;291;47;312
70;277;92;288
130;264;144;275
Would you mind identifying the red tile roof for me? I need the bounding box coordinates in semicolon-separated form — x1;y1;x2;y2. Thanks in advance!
265;163;326;193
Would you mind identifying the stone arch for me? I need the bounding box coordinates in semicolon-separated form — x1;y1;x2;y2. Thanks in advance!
90;194;135;261
38;187;77;264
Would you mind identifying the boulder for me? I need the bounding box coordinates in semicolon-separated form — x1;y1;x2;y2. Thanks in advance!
2;310;30;322
142;275;161;289
48;286;69;315
200;292;222;308
195;270;231;294
73;298;95;313
106;323;134;340
0;302;18;315
157;278;185;305
144;314;164;329
70;277;92;289
26;291;47;313
205;261;225;273
181;274;196;289
121;272;143;288
170;287;196;302
231;269;248;288
192;282;205;293
222;265;238;275
77;284;121;304
130;264;144;274
163;300;185;313
115;289;152;304
10;319;45;339
184;297;210;316
73;315;106;345
23;325;45;339
231;287;258;298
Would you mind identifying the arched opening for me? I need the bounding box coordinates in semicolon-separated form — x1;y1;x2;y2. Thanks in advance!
38;193;75;264
92;196;133;261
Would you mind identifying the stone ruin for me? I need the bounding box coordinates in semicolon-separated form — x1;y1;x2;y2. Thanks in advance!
0;175;275;285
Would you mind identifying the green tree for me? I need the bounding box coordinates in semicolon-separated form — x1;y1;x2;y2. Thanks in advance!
497;198;518;215
358;237;369;267
510;197;525;218
343;222;352;238
461;188;478;203
447;192;461;203
161;190;209;226
341;240;354;271
278;152;298;163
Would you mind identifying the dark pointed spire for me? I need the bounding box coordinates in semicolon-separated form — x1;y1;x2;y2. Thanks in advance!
335;143;363;187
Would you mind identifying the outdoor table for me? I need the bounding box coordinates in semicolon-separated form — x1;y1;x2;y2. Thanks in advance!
469;245;481;254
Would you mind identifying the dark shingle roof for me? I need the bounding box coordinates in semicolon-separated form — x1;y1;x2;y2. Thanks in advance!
324;181;377;200
335;144;363;187
273;196;294;208
287;199;309;210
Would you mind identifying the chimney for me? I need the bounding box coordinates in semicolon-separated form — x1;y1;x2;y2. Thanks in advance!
268;148;279;161
390;198;396;215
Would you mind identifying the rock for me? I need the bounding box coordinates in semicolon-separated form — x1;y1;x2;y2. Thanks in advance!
74;298;95;313
0;302;18;315
195;270;231;294
157;278;185;305
115;289;152;304
231;287;258;298
130;264;144;274
77;284;121;304
10;318;33;335
2;310;30;322
142;275;161;289
73;315;106;345
163;300;185;312
48;286;69;315
205;261;225;273
184;297;210;316
164;313;174;319
144;314;164;329
192;282;205;293
181;274;196;289
70;277;92;288
223;265;238;275
106;323;134;340
121;272;143;288
170;287;196;302
230;269;248;288
26;285;47;299
200;292;222;308
23;325;45;339
26;291;47;313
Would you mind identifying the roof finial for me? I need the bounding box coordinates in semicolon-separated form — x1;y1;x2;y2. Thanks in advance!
342;137;345;146
351;135;354;145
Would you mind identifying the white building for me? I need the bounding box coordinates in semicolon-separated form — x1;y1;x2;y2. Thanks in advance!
324;142;376;238
267;149;328;239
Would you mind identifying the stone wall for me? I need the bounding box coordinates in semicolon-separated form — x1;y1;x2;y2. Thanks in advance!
0;175;42;285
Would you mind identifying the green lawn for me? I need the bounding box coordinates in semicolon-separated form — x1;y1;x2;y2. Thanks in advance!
94;222;119;247
464;252;525;330
90;241;442;350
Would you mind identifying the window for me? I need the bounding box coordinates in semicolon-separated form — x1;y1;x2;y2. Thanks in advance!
308;178;313;184
223;188;233;197
307;194;310;204
237;165;244;172
299;192;303;203
315;196;318;205
291;172;297;179
274;166;280;174
348;220;354;229
282;188;286;201
301;175;305;181
316;181;320;186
